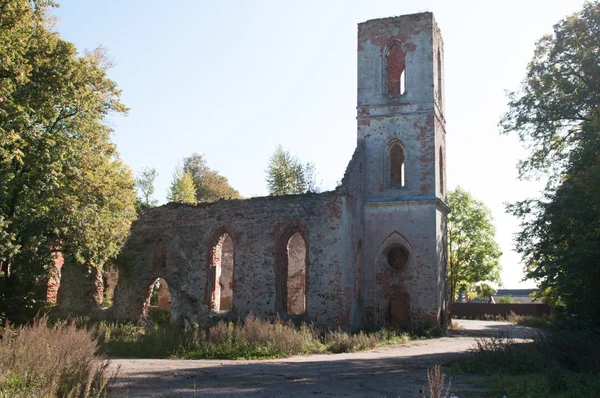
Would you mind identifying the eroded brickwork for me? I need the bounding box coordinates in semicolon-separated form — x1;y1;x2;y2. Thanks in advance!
108;12;448;331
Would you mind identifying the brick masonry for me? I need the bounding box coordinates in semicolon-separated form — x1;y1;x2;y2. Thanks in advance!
107;12;449;330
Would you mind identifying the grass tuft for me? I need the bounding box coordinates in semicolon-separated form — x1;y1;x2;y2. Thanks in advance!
0;317;114;398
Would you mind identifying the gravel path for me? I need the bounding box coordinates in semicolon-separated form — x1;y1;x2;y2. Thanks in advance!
108;320;536;398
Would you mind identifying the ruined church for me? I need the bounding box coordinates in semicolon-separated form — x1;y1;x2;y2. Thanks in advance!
110;12;449;330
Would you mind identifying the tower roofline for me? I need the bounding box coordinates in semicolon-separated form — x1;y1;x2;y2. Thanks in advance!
358;12;433;27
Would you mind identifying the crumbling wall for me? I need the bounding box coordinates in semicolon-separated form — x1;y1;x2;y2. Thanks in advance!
112;191;353;328
57;256;104;314
339;142;367;329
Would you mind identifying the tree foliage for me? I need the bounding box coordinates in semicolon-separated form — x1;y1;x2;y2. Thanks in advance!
135;167;158;211
0;0;136;319
183;153;241;202
500;1;600;180
503;2;600;325
447;187;502;306
266;145;319;196
167;166;197;204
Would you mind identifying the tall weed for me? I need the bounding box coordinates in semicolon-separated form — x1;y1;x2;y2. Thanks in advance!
0;318;113;398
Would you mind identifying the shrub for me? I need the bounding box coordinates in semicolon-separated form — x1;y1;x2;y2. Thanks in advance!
324;329;377;353
0;318;113;397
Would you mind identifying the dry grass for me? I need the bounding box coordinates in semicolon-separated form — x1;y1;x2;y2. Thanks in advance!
324;329;377;353
423;365;451;398
93;313;430;359
0;318;114;398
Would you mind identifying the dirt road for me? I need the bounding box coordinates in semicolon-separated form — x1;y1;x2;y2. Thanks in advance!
109;320;536;397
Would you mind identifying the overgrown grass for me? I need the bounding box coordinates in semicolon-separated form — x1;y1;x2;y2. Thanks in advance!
451;329;600;397
454;312;555;329
91;314;434;359
0;318;113;398
506;313;554;329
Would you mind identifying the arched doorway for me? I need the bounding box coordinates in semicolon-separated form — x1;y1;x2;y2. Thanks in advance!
387;289;411;329
147;277;172;323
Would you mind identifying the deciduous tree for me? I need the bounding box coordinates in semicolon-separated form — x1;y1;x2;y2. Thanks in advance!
135;167;158;211
167;167;197;204
0;0;136;319
183;153;241;202
502;2;600;325
265;145;319;195
447;188;502;308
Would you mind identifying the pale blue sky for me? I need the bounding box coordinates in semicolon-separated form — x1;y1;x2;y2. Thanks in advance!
53;0;583;288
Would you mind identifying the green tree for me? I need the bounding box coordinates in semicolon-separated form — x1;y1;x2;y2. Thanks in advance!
500;1;600;181
447;188;502;308
183;153;241;202
167;167;197;204
502;2;600;325
266;145;319;195
135;167;158;211
0;1;136;319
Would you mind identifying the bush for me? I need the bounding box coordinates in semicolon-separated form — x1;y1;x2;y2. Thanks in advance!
0;318;113;398
91;314;440;359
452;329;600;397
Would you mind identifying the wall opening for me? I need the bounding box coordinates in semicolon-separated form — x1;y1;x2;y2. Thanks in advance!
386;245;409;271
209;232;234;312
386;43;406;96
276;230;307;315
287;232;307;315
355;240;363;301
437;47;443;105
387;289;411;329
150;277;172;310
439;147;444;195
390;143;405;187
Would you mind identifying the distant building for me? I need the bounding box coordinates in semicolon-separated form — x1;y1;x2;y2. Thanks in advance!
491;289;538;304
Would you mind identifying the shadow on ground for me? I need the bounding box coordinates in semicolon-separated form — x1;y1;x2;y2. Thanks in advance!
110;347;484;397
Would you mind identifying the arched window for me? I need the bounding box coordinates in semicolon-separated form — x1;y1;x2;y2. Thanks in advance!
355;240;363;301
437;48;443;105
439;147;444;195
209;231;234;312
386;43;406;96
389;142;405;187
276;230;307;315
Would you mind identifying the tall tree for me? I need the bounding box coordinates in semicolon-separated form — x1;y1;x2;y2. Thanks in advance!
0;0;136;318
135;167;158;209
447;188;502;307
183;153;241;202
266;145;319;195
502;2;600;324
500;1;600;181
167;167;197;204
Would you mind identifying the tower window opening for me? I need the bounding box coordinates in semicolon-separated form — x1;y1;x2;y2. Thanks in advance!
390;143;405;187
386;44;406;96
437;48;443;104
439;147;444;195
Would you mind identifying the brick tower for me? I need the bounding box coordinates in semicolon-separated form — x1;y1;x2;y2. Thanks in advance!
357;12;448;329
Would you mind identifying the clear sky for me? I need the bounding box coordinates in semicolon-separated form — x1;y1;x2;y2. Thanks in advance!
52;0;583;289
